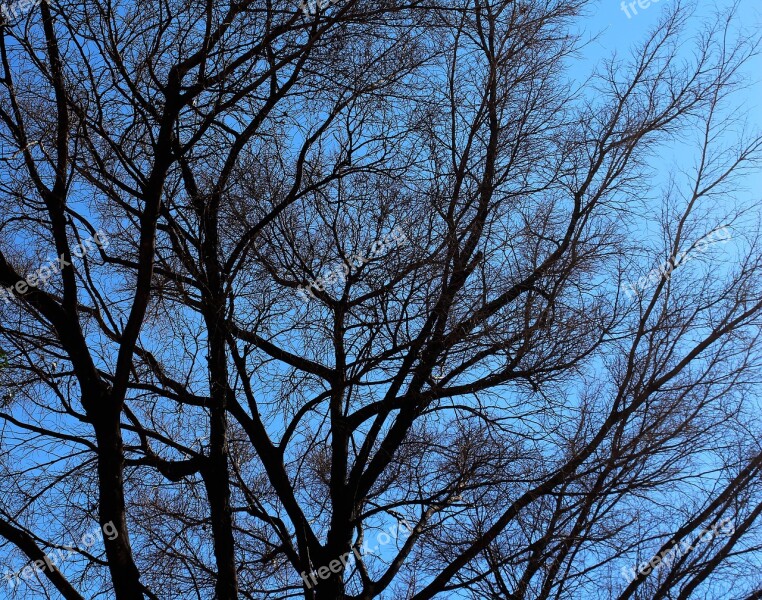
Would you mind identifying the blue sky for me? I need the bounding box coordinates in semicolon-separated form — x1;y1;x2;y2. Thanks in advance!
1;1;760;598
586;0;762;178
571;0;762;265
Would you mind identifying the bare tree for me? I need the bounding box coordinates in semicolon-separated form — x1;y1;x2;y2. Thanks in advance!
1;0;762;598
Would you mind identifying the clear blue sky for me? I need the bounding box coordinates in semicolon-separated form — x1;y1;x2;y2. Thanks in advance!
572;0;762;250
584;0;762;193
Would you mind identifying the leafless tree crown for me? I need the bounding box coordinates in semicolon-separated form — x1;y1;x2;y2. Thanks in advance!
1;0;762;598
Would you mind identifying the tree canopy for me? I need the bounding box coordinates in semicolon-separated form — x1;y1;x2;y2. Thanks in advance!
1;0;762;598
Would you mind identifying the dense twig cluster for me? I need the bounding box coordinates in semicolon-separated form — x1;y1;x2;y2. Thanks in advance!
1;0;761;599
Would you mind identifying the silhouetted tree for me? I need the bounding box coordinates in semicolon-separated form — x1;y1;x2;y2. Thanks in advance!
1;0;762;598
